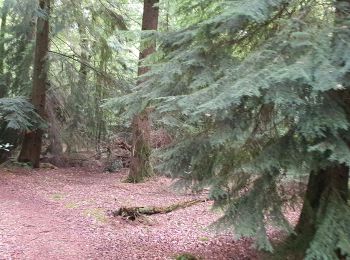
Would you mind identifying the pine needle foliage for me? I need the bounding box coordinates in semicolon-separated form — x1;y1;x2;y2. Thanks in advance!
0;97;44;132
110;0;350;257
0;0;37;96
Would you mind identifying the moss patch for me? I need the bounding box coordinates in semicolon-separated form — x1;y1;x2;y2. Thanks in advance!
64;202;79;209
174;253;201;260
50;193;65;201
84;208;107;223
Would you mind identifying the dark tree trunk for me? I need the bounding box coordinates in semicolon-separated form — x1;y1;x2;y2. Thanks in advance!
18;0;50;168
295;165;349;246
128;0;159;183
137;0;159;76
128;109;152;182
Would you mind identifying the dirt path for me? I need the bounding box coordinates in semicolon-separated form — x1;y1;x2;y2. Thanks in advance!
0;167;259;260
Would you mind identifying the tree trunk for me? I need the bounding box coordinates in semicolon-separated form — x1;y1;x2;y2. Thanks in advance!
18;0;50;168
77;21;89;106
95;44;107;151
294;165;349;246
128;109;153;182
128;0;159;183
0;0;9;98
137;0;159;76
67;12;89;154
44;92;64;166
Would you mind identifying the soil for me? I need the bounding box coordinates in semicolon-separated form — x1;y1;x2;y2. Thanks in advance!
0;167;299;260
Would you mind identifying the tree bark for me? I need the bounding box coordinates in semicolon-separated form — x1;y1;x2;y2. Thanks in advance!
295;165;349;245
18;0;50;168
44;92;64;165
128;0;159;183
77;20;89;107
128;109;153;182
112;199;207;220
66;8;90;154
0;0;9;98
137;0;159;76
95;43;107;151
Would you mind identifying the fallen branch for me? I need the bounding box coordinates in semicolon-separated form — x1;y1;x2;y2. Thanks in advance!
111;198;208;220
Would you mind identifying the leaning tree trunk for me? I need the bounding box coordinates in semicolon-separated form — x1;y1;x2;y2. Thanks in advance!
18;0;50;168
128;0;159;183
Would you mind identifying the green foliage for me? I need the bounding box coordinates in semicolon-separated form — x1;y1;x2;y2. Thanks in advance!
174;253;200;260
111;0;350;257
0;0;37;96
0;97;44;132
1;0;140;152
305;193;350;259
48;0;137;150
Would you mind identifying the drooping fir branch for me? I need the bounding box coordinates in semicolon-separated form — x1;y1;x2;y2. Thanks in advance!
48;50;104;76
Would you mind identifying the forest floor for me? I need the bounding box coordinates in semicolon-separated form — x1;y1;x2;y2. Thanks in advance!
0;167;299;260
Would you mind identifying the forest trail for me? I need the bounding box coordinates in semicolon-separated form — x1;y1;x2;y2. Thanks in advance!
0;168;259;260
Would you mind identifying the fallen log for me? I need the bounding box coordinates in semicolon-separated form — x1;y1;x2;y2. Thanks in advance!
111;198;208;220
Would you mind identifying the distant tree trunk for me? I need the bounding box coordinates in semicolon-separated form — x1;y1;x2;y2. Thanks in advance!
128;0;159;183
95;47;107;150
18;0;50;168
67;11;89;154
44;92;64;164
0;0;9;98
77;22;89;102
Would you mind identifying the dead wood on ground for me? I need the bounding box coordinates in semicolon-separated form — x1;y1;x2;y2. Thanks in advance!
111;199;208;220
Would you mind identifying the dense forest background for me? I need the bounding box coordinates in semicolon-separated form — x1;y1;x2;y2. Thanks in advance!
0;0;350;259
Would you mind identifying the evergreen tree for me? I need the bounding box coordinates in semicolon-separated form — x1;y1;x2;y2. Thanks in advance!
111;0;350;257
128;0;159;183
18;0;50;168
0;97;44;162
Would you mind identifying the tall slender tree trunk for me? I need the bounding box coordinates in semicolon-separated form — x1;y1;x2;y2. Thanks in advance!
77;22;89;103
67;11;89;154
0;0;9;98
95;47;107;150
127;0;159;183
18;0;50;168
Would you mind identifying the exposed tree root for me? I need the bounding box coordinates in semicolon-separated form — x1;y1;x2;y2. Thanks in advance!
111;199;208;220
